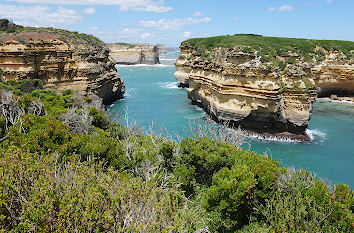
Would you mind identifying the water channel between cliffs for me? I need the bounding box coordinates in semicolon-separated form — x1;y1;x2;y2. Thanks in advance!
107;51;354;187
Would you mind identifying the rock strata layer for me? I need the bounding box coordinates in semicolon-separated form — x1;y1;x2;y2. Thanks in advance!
0;22;125;104
175;35;354;139
108;43;167;65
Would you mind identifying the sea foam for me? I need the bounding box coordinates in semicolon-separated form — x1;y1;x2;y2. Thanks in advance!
158;81;179;89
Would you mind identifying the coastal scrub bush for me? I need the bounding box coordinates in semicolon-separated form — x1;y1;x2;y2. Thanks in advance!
0;146;207;232
31;89;68;117
203;150;279;232
88;106;110;130
258;169;354;232
0;115;5;138
173;138;234;195
0;79;43;95
7;115;72;154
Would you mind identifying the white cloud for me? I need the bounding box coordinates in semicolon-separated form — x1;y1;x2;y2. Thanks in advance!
0;5;82;26
137;17;211;30
182;31;191;38
192;11;202;17
4;0;172;13
84;7;96;14
233;17;239;21
268;5;294;12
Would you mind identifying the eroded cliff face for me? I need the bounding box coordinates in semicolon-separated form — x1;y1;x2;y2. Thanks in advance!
175;43;320;140
0;29;125;104
108;43;167;65
312;51;354;97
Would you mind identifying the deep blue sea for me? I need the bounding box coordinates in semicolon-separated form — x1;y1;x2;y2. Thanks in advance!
107;52;354;187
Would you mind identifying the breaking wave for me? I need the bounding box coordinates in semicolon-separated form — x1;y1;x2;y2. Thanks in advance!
158;81;179;89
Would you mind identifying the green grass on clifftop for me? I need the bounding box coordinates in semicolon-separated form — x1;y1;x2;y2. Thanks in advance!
0;19;104;49
184;34;354;62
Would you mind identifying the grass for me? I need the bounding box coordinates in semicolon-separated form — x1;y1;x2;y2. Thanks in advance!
0;22;105;49
184;34;354;65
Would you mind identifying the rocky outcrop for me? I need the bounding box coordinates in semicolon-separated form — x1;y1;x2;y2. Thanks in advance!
312;51;354;97
175;36;354;140
330;95;354;102
108;43;167;65
0;23;125;105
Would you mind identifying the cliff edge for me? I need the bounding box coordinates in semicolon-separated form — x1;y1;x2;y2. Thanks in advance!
175;34;354;140
0;19;125;105
108;43;167;65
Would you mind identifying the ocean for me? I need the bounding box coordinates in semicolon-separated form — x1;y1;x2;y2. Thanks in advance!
107;51;354;187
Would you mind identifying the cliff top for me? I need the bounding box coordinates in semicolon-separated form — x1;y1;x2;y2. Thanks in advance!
108;42;167;52
183;34;354;64
0;19;104;49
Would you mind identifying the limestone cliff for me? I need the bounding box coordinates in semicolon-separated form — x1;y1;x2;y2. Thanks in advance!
312;51;354;97
108;43;167;65
175;34;354;140
0;21;125;105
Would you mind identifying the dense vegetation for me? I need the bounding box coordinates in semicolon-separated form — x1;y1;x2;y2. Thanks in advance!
184;34;354;64
0;18;104;48
0;79;353;232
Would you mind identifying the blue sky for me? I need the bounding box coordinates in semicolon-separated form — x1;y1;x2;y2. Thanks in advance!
0;0;353;47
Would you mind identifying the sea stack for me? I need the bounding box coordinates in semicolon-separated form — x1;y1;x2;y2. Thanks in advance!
174;34;354;140
108;43;167;65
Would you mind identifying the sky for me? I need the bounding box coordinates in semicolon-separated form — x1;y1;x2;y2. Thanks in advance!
0;0;353;47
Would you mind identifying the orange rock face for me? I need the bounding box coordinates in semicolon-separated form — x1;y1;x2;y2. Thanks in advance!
175;42;353;139
0;33;125;104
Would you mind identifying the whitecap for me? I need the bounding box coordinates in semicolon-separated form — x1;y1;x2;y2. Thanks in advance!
194;105;204;111
246;133;302;143
158;82;179;89
305;129;327;141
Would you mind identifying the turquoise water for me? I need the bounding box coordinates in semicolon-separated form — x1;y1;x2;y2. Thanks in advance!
108;52;354;187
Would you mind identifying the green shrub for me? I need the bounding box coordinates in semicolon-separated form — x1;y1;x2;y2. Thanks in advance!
109;122;128;140
8;115;72;154
203;150;279;232
89;107;110;130
0;115;6;138
0;146;207;232
287;56;296;64
31;89;68;117
173;138;234;195
0;79;43;96
62;89;74;96
277;60;286;70
258;169;354;232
